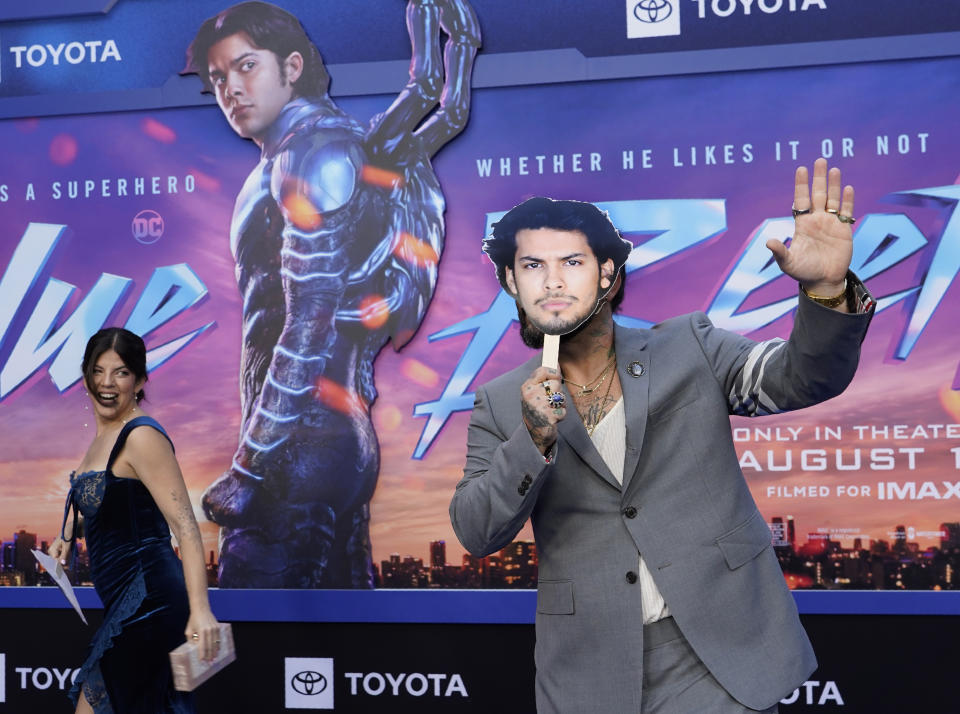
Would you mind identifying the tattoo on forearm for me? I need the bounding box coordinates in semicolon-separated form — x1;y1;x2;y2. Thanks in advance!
169;490;201;545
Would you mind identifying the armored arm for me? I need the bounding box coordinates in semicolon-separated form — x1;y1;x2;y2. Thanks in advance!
414;0;481;155
369;0;480;156
230;135;365;483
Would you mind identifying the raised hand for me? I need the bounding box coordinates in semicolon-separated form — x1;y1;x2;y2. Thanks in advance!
521;366;566;455
766;157;855;297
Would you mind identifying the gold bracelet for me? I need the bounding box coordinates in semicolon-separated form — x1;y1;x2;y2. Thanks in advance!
802;279;848;308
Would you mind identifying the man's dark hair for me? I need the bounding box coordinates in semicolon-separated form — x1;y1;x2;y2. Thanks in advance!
183;1;330;97
82;328;148;403
483;197;633;311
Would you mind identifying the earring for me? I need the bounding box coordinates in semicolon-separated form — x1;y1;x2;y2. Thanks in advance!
83;390;89;428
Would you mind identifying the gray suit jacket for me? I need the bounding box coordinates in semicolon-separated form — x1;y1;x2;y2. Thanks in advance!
450;291;873;712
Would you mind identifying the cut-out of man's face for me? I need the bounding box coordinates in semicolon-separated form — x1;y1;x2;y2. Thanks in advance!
207;32;303;145
505;227;615;344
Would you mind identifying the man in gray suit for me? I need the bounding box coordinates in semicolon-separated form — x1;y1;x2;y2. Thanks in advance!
450;159;874;713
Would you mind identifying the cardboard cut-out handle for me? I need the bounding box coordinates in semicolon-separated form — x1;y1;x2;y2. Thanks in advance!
541;333;559;370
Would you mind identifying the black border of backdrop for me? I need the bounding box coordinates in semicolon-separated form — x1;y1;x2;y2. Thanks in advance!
1;610;957;712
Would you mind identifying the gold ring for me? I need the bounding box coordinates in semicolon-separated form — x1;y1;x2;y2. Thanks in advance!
825;208;840;215
191;633;199;641
837;214;856;224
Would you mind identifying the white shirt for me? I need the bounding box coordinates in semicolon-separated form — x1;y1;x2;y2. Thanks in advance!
590;397;670;624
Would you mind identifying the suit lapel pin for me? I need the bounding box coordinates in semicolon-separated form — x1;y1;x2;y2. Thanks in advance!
627;361;645;378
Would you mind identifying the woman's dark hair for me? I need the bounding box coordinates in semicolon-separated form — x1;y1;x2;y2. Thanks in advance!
483;197;634;311
82;328;148;403
183;1;330;97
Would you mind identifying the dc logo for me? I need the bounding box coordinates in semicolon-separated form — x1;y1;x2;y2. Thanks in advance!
634;0;673;23
132;209;164;244
291;671;327;696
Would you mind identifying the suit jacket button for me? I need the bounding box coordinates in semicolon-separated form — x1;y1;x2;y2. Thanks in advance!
623;506;637;519
625;571;638;584
518;486;526;495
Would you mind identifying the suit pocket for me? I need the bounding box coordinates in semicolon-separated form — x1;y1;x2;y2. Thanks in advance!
537;579;574;615
649;381;701;422
715;511;772;570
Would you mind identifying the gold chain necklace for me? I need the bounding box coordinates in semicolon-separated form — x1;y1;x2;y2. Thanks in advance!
563;356;615;396
585;365;617;437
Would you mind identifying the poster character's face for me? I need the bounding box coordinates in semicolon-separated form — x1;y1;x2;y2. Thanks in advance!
505;228;615;338
206;32;303;143
86;349;145;422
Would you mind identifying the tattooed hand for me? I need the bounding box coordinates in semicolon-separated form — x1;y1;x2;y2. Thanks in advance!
521;366;566;455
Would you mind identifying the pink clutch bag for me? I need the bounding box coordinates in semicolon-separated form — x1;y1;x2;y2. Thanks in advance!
169;623;236;691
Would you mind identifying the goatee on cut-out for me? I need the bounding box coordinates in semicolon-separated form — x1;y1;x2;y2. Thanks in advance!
522;273;619;369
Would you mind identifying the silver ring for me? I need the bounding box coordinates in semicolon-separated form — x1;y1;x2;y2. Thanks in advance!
547;392;566;409
792;204;811;218
837;214;856;224
191;633;199;641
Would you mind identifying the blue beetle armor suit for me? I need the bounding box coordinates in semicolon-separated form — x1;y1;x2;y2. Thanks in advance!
202;0;480;588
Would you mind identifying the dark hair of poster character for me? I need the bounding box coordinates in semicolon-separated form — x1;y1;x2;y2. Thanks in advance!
484;196;634;311
183;1;330;97
82;327;149;403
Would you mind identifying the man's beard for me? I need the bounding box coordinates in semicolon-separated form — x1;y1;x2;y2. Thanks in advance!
516;286;603;349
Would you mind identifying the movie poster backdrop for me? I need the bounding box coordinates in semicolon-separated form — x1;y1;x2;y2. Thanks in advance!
1;2;959;601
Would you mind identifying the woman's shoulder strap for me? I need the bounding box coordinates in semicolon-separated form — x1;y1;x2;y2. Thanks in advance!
105;416;174;472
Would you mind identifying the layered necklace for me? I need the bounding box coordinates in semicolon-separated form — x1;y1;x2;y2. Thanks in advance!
584;369;616;437
563;355;615;396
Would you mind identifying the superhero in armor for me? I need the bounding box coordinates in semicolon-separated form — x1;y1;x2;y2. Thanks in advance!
184;1;479;587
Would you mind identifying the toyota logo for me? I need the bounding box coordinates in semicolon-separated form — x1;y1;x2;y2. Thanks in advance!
634;0;673;23
291;670;327;695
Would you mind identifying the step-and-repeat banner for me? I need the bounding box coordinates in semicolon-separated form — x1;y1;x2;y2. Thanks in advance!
1;1;959;711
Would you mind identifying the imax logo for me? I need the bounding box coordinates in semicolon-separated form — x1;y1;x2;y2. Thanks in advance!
627;0;681;38
8;40;121;68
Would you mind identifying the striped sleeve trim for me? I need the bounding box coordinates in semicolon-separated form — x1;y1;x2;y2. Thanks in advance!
729;339;786;416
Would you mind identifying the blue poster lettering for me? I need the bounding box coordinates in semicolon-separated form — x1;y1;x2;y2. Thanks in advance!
0;222;213;400
413;198;727;457
884;186;960;367
416;188;960;457
706;213;925;332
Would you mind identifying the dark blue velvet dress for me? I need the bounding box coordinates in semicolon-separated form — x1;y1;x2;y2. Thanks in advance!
62;416;195;713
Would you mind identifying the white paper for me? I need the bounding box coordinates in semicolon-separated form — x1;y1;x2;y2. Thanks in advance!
32;549;87;624
541;333;560;370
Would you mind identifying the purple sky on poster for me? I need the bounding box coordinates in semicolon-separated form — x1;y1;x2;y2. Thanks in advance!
1;56;959;581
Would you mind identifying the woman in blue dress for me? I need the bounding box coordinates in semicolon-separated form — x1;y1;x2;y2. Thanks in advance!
48;328;220;713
